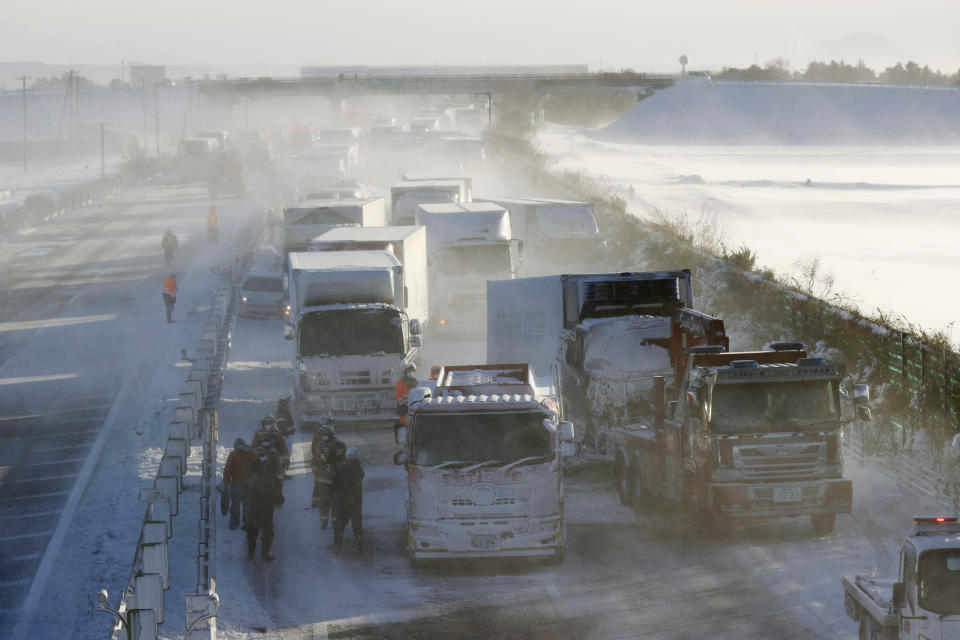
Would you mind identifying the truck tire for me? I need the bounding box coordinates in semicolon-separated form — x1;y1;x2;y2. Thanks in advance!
811;513;836;536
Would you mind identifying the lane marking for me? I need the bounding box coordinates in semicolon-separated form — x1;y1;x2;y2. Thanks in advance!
0;510;61;522
0;314;117;333
0;490;72;502
13;473;79;484
0;531;53;542
11;380;126;640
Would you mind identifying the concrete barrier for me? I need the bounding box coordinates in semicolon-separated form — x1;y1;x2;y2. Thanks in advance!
141;542;169;590
134;572;164;624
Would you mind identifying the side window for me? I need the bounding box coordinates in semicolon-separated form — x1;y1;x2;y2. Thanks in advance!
902;544;918;611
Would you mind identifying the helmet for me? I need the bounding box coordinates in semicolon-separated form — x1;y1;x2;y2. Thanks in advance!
403;363;417;374
233;438;247;449
345;447;359;460
260;416;276;428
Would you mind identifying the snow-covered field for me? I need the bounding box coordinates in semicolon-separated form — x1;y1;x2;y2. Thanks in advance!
538;126;960;346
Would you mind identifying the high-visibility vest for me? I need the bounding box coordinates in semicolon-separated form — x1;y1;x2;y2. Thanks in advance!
163;277;178;295
208;205;218;229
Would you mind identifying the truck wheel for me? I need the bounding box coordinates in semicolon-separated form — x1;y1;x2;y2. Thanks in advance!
811;513;836;536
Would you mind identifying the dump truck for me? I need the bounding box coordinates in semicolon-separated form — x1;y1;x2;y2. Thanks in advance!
609;343;870;534
487;270;727;454
285;250;424;427
393;363;574;563
282;197;385;254
416;202;515;334
843;516;960;639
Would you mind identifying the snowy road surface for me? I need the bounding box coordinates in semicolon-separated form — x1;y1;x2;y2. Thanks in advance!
0;177;265;639
211;313;920;640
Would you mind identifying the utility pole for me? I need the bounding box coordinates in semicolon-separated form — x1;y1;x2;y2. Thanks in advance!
100;123;105;178
155;84;160;158
141;79;147;153
18;75;29;172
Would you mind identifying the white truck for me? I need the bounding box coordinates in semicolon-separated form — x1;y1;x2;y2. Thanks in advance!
306;225;429;332
414;202;516;334
390;178;471;226
476;196;605;275
393;363;575;563
282;197;385;254
843;516;960;639
284;250;425;427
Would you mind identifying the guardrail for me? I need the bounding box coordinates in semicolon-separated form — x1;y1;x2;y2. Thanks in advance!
845;424;960;514
104;285;236;640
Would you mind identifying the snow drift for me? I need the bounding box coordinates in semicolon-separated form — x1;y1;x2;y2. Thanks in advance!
596;79;960;144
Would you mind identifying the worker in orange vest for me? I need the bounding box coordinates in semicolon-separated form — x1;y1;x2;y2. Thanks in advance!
162;273;178;323
207;205;218;244
395;364;418;425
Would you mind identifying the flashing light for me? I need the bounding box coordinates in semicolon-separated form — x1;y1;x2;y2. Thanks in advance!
914;516;958;524
769;342;806;352
730;360;759;369
439;318;446;325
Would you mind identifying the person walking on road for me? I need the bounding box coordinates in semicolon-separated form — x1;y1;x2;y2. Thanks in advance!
332;446;365;553
162;273;178;323
395;364;418;425
252;416;289;479
223;438;257;530
310;419;346;528
246;441;284;561
161;229;178;264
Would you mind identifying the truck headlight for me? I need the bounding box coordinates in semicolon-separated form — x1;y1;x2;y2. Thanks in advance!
380;369;393;384
241;296;248;303
313;372;332;387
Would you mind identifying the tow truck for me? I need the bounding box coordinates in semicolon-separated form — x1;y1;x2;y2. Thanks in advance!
843;516;960;639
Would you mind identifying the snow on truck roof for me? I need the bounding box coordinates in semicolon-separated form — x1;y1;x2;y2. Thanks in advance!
392;180;463;190
289;250;400;271
416;202;505;215
310;226;422;243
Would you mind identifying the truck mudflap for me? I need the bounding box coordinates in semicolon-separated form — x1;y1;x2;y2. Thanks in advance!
709;478;852;518
408;516;564;559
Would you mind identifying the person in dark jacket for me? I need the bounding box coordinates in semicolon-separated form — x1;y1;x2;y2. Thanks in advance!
246;441;284;561
332;446;365;553
161;229;178;264
252;416;289;479
310;420;346;527
223;438;257;530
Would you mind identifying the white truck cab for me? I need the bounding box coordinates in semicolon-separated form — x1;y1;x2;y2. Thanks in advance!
843;516;960;639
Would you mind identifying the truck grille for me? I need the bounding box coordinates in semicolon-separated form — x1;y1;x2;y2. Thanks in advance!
339;370;372;386
452;497;521;507
304;390;389;416
733;443;825;479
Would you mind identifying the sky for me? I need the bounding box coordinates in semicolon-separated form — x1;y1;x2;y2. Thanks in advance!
4;0;960;74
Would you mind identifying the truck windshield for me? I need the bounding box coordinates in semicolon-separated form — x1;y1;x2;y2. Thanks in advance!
710;380;839;434
241;276;283;292
411;412;552;467
436;245;511;276
919;549;960;615
299;308;403;357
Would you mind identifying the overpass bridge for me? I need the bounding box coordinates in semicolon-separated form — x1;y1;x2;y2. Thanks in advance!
196;71;675;104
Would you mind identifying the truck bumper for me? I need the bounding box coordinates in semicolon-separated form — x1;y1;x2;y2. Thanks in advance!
709;479;852;518
408;516;564;559
297;388;396;426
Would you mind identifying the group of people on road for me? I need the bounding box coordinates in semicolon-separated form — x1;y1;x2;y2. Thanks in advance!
222;413;365;561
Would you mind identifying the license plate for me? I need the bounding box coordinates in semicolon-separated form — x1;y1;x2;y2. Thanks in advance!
774;487;802;503
469;533;498;551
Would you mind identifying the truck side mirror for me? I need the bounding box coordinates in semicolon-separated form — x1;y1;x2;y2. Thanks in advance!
394;423;407;445
892;582;906;609
410;335;423;348
283;324;294;340
853;384;870;406
856;406;872;422
409;318;422;336
557;421;575;442
393;450;407;466
560;442;577;458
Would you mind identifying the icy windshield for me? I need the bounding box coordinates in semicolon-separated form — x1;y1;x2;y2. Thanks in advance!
412;412;552;467
241;276;283;292
299;308;403;357
919;549;960;615
710;380;839;434
436;244;511;276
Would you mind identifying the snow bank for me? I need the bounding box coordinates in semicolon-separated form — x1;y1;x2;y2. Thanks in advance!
596;80;960;144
